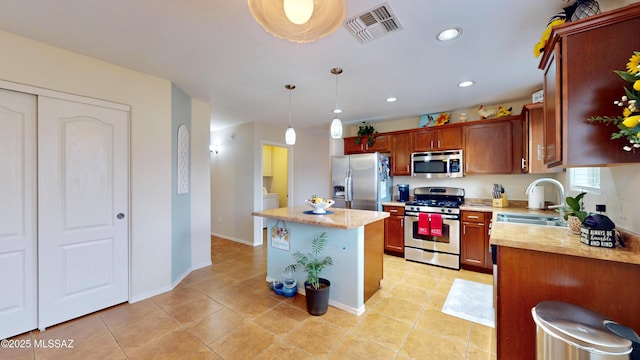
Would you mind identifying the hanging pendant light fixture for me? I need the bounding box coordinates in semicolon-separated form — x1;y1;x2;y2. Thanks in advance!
330;67;343;139
248;0;346;44
285;84;296;145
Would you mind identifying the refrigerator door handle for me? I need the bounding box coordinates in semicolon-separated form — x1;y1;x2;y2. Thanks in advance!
345;172;353;203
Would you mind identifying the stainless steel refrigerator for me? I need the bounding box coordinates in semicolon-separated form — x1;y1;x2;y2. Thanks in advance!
331;153;392;211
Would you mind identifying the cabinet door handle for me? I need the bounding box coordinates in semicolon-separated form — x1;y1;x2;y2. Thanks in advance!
537;144;544;160
389;209;398;213
430;140;434;148
463;224;466;235
467;215;479;219
400;219;404;226
437;140;441;148
521;158;526;170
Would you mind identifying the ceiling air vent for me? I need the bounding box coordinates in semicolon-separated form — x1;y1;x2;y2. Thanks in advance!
345;2;403;44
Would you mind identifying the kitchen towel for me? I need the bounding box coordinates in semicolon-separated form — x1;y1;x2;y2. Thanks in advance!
430;213;443;237
418;213;430;235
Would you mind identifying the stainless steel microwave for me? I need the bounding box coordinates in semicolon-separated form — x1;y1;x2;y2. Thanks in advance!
411;150;463;178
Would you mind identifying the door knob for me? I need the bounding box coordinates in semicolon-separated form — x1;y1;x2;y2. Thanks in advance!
116;213;125;220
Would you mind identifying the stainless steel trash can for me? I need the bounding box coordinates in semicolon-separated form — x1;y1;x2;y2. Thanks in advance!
532;301;632;359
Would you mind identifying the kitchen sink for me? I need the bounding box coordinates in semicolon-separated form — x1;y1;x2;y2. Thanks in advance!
496;213;567;227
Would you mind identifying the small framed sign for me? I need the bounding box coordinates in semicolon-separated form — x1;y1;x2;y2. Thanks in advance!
271;220;290;251
532;89;544;103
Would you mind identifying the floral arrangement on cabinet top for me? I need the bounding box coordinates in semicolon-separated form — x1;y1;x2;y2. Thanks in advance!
588;51;640;152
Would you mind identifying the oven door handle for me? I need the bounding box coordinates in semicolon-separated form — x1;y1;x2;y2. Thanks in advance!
405;212;459;220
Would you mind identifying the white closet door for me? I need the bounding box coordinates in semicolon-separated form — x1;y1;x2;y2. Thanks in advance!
38;96;129;330
0;89;37;339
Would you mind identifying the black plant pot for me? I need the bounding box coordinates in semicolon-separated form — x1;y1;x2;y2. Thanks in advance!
304;278;331;316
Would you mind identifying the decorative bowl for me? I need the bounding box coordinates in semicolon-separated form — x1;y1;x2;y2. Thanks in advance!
304;199;335;214
280;284;297;297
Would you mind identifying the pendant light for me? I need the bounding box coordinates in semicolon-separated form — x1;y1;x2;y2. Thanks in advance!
285;84;296;145
330;67;343;139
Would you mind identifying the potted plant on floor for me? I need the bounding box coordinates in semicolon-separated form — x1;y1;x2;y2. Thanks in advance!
563;192;588;235
285;232;333;316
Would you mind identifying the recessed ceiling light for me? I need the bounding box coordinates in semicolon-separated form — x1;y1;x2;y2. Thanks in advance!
333;108;342;114
386;97;398;103
458;81;475;88
437;27;461;41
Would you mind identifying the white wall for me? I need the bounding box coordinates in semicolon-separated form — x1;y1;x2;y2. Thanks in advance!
0;30;211;301
191;99;212;269
210;123;256;245
558;164;640;233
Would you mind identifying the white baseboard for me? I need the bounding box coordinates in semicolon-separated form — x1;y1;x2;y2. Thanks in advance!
192;260;212;270
211;232;258;246
129;284;173;303
129;262;212;304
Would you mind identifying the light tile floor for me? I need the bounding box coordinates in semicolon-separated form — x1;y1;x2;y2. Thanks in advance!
3;235;496;360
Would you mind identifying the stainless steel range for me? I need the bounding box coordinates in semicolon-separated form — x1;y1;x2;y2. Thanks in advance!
404;186;464;270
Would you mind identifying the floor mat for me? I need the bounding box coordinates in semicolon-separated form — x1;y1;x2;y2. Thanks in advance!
442;278;495;328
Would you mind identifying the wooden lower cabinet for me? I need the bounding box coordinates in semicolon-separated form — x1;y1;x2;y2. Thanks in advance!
460;211;492;272
383;205;404;256
364;220;385;302
496;246;640;360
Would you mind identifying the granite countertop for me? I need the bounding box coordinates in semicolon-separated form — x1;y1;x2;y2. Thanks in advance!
490;207;640;265
252;206;389;230
381;201;407;207
459;204;494;212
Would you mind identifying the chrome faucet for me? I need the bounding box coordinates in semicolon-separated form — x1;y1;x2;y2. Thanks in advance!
525;178;566;211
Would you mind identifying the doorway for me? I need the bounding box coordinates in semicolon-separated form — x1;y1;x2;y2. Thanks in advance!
260;143;290;231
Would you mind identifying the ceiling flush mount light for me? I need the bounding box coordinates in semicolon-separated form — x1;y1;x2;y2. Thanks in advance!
248;0;346;43
458;80;475;88
330;67;343;139
285;84;296;145
386;97;398;103
437;27;462;41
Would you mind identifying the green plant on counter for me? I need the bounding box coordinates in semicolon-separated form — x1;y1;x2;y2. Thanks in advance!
355;122;377;147
563;192;588;223
284;232;333;290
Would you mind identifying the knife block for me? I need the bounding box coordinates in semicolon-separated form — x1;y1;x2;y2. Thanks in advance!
492;193;509;207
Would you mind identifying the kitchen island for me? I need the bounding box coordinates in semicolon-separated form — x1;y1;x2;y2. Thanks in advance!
252;206;389;315
490;208;640;360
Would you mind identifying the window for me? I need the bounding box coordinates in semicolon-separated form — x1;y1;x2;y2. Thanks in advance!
569;167;600;191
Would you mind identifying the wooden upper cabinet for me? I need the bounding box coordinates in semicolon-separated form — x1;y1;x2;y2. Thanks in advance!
542;50;562;166
539;3;640;167
367;134;390;152
390;132;411;176
464;117;525;175
411;126;462;152
438;127;463;150
524;103;563;173
343;134;390;154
